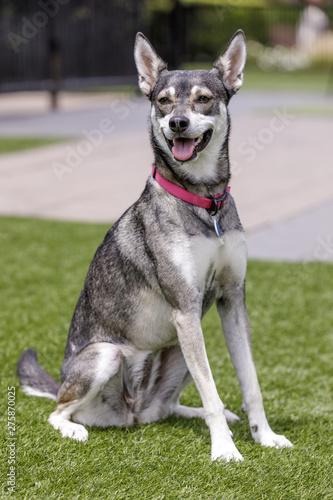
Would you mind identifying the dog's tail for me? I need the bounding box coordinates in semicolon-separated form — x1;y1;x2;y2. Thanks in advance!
17;348;60;401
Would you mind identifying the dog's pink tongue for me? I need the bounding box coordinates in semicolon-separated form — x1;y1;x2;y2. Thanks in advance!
172;138;195;161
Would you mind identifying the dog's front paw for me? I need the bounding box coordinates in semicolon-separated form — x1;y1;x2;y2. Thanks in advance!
260;432;293;449
211;442;244;463
253;428;293;449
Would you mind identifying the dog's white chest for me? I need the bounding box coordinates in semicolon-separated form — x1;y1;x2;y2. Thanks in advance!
127;229;247;351
171;229;248;292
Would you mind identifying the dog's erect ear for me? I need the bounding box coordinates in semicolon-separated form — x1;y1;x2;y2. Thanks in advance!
214;30;246;96
134;33;167;97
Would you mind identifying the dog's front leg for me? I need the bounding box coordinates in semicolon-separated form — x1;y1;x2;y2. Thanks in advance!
172;309;244;462
217;285;293;450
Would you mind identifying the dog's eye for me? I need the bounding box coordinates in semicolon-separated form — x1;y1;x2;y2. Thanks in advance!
198;95;211;103
158;97;171;104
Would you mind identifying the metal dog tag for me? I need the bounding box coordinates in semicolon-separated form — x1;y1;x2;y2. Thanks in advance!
211;215;224;244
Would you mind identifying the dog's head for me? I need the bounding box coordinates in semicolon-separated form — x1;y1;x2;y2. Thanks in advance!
134;31;246;182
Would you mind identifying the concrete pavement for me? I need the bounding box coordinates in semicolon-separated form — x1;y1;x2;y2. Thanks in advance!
0;90;332;261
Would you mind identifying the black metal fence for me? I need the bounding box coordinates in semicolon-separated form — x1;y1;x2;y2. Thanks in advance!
0;0;146;91
0;0;332;93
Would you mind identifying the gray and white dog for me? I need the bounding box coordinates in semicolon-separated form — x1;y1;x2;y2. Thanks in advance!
17;31;292;462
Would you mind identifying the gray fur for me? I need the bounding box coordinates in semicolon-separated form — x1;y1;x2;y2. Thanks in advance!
17;31;292;461
17;349;60;400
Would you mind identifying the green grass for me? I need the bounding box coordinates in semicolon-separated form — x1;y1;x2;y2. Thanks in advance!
182;64;333;93
0;137;67;155
242;67;332;93
257;104;333;118
72;67;333;95
0;217;332;499
276;105;333;118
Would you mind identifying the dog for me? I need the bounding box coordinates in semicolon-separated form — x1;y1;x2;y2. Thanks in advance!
17;30;292;462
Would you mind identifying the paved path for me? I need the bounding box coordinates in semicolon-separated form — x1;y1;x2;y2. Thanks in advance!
0;90;332;261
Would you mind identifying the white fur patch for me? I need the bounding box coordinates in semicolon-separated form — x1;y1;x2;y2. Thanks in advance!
21;385;57;401
130;287;176;350
170;229;247;291
48;410;89;441
157;87;176;100
190;85;213;98
151;107;172;158
171;237;195;287
218;229;248;285
168;86;175;97
93;343;121;390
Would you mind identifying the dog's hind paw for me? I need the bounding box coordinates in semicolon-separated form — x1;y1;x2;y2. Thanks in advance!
48;412;88;442
224;409;241;423
60;422;89;442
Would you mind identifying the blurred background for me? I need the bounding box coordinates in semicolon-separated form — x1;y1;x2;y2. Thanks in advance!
0;0;332;261
1;0;333;93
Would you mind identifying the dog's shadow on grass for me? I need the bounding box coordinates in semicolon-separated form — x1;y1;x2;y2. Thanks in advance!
90;414;210;445
88;412;320;454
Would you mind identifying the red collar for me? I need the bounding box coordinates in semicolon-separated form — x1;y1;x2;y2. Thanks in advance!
152;165;230;215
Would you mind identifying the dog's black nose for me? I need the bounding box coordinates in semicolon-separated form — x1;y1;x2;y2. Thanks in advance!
169;115;189;133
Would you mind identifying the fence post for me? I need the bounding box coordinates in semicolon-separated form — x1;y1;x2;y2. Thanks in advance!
48;16;61;110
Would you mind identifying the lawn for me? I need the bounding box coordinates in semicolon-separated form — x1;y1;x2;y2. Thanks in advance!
181;64;333;94
0;217;332;499
242;67;333;93
69;67;333;94
0;137;67;155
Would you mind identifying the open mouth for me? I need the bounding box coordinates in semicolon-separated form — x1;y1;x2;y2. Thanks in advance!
166;129;213;162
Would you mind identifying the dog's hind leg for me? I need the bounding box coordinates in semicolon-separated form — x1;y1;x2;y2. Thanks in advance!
137;345;240;426
137;345;206;423
140;346;240;424
170;372;240;423
170;371;205;419
137;345;189;424
48;342;121;441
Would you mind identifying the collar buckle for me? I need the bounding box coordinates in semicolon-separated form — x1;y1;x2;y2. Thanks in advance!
207;190;229;216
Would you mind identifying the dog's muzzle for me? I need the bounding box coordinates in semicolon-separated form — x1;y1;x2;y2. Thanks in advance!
164;115;213;162
165;129;213;162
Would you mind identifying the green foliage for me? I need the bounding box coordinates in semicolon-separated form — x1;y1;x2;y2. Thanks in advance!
149;4;306;61
1;217;332;499
182;7;269;60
